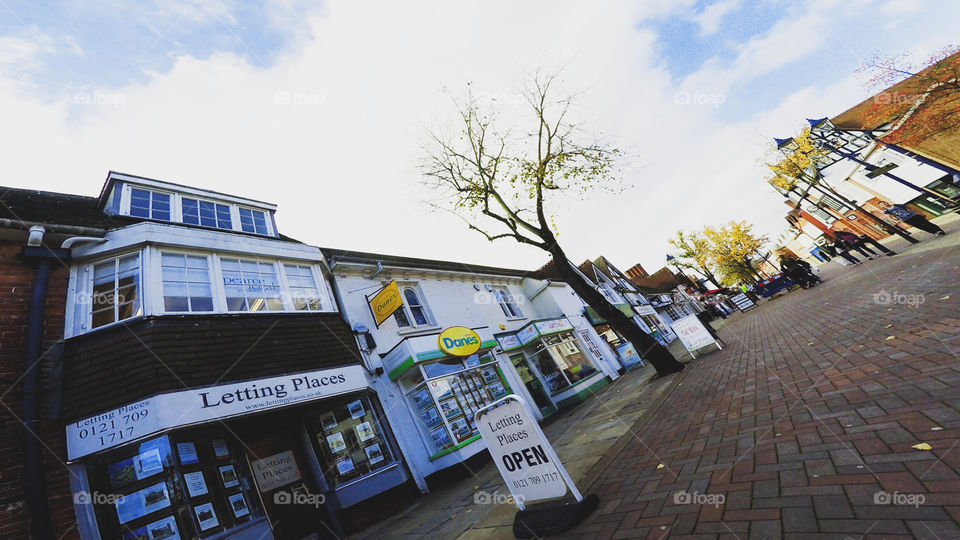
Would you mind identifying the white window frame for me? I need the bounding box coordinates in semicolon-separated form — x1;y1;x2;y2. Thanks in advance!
237;207;273;236
119;184;275;236
494;288;524;319
180;197;234;230
89;252;143;330
393;284;434;329
124;185;174;221
159;251;216;313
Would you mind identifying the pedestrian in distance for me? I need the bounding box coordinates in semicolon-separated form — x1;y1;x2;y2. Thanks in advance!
857;233;895;256
829;237;861;265
883;203;946;236
836;231;875;260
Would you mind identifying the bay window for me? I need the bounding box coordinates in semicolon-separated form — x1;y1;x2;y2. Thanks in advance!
527;332;598;394
91;254;141;329
75;249;334;335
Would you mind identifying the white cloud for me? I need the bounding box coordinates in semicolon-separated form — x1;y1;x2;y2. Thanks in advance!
694;0;741;36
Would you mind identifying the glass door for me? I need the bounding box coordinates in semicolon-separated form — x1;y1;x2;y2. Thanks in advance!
510;354;556;417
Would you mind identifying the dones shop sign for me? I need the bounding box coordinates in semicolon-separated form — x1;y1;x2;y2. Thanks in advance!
66;365;367;461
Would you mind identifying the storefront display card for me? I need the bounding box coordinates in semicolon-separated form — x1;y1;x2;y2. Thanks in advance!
135;449;164;479
430;426;451;448
176;442;199;465
364;443;385;465
212;439;230;458
355;421;375;442
183;471;208;497
219;465;240;488
428;378;453;401
336;455;355;475
193;503;219;531
412;387;431;408
116;482;171;524
419;407;441;427
146;516;180;540
228;493;250;518
347;399;365;419
319;411;338;431
326;432;347;453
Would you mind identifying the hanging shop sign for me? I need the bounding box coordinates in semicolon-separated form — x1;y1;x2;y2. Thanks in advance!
670;314;718;357
367;280;404;327
66;365;368;461
437;326;482;357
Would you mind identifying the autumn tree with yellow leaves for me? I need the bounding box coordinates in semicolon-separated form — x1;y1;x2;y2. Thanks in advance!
703;221;769;286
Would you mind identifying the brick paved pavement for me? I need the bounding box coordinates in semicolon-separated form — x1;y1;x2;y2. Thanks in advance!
564;232;960;539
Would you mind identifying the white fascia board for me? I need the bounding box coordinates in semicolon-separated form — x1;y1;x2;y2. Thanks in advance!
70;222;323;262
331;260;525;283
108;172;278;211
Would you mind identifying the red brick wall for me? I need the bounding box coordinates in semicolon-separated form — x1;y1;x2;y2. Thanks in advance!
0;240;79;539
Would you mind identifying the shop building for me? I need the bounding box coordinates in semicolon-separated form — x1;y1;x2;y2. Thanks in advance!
321;248;622;490
4;173;418;539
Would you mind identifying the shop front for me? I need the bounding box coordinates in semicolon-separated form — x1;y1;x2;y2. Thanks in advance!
494;318;610;416
382;327;516;473
66;365;411;539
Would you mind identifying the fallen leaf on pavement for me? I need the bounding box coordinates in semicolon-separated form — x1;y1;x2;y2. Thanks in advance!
940;295;950;300
911;443;933;451
884;324;893;328
656;464;664;469
885;336;896;340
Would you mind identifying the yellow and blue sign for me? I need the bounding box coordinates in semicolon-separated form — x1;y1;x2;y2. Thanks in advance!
368;280;403;327
438;326;482;357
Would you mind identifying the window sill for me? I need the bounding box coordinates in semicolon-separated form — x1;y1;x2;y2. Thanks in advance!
504;316;527;322
396;325;442;337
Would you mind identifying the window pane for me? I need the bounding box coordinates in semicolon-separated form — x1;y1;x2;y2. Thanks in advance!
411;306;428;326
239;208;254;232
422;358;464;379
215;204;232;229
181;198;199;225
394;309;410;327
161;252;211;313
252;211;268;234
190;297;214;311
164;297;189;311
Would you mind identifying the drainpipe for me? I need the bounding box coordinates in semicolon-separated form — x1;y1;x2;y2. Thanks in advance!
20;226;72;540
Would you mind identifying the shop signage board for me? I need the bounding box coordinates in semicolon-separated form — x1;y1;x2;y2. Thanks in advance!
616;342;643;368
67;365;368;461
437;326;482;357
517;324;540;345
670;314;719;358
475;395;579;509
367;280;403;327
634;304;657;316
729;293;756;311
534;318;573;335
496;334;522;351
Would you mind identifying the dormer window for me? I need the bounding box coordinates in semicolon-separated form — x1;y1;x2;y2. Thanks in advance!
182;198;232;229
239;208;269;235
129;188;171;220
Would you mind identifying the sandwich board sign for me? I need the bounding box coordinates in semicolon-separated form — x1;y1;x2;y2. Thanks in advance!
475;395;598;536
475;395;574;508
670;314;721;359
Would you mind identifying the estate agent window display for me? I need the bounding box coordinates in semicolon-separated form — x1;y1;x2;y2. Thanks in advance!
84;431;262;539
526;331;599;394
399;351;511;457
307;394;397;489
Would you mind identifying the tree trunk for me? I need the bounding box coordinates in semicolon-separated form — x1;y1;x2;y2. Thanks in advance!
547;246;685;377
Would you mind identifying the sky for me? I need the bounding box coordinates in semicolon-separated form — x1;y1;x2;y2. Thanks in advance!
1;0;957;274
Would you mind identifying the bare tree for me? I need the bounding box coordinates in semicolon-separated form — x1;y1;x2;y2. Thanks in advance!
421;73;684;376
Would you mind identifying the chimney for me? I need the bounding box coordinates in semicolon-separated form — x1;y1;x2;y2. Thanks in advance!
625;264;648;279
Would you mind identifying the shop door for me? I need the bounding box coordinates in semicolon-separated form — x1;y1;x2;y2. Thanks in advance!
510;354;556;417
243;431;334;540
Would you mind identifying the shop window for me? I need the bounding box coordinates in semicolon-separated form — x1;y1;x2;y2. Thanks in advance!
182;198;232;229
283;264;324;310
161;252;214;312
402;352;509;455
129;188;171;220
92;253;141;328
238;208;269;235
530;332;598;394
307;395;395;488
494;288;523;318
221;258;283;311
395;286;432;328
83;434;262;539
